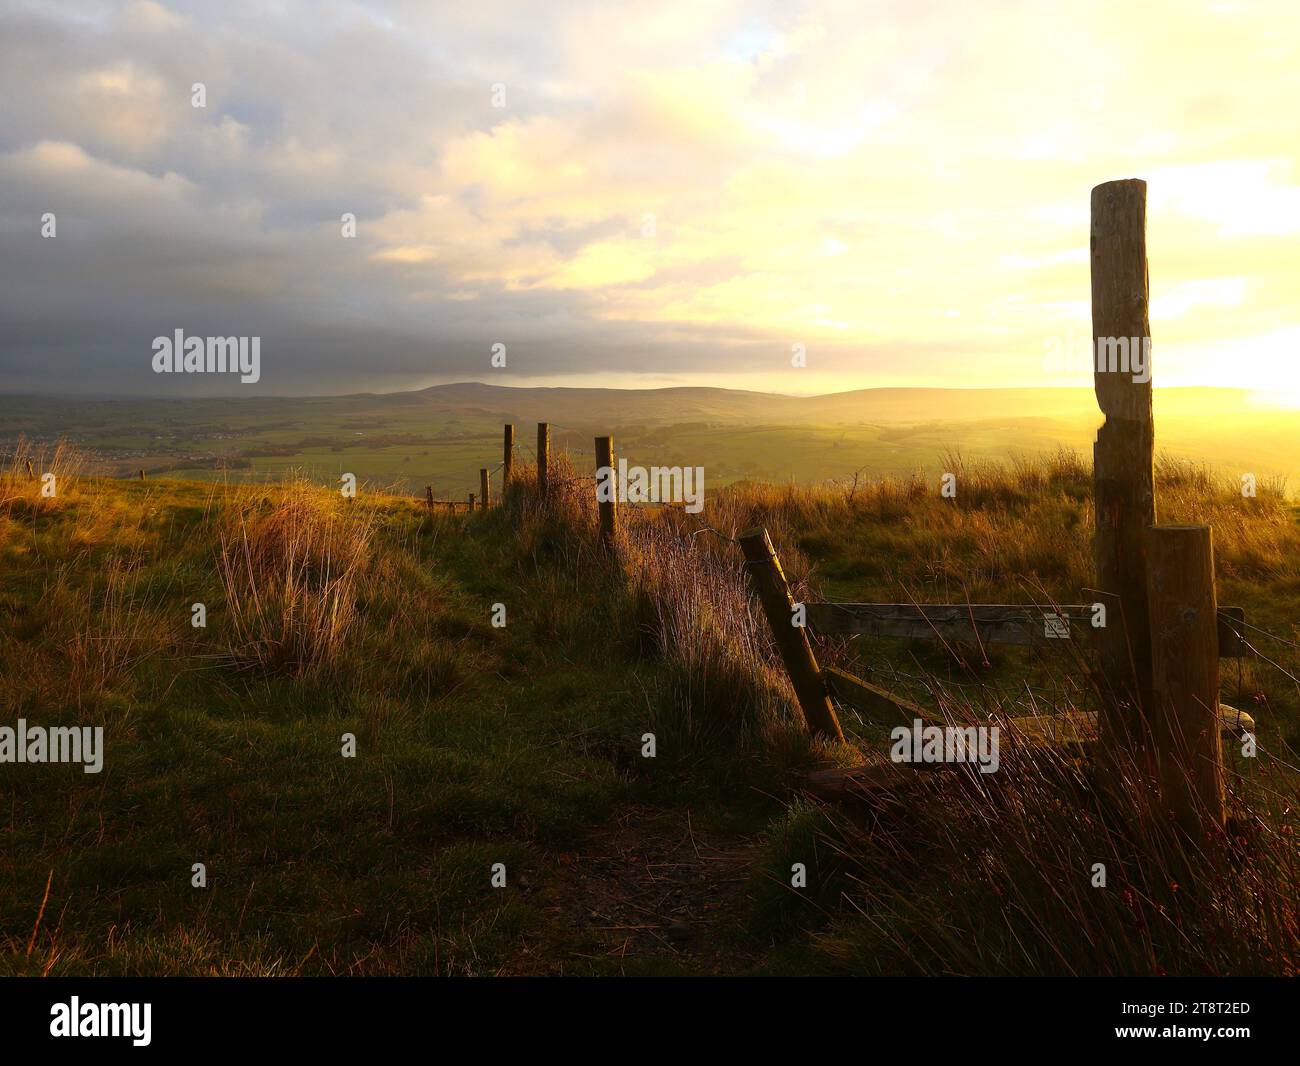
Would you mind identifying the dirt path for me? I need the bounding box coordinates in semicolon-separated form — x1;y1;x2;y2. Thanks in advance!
513;806;769;974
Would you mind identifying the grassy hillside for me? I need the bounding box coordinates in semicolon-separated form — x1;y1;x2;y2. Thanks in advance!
2;441;1298;975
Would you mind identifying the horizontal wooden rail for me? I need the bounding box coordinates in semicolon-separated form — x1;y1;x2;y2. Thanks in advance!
804;602;1245;657
822;667;939;726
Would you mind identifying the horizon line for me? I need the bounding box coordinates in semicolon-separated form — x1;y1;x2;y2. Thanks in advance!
0;381;1254;403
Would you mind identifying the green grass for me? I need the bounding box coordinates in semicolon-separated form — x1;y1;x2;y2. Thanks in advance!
0;470;791;975
2;444;1297;976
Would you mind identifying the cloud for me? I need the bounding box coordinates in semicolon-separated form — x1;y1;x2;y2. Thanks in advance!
1;0;1299;395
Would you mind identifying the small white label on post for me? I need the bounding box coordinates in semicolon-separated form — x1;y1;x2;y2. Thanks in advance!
1043;613;1070;639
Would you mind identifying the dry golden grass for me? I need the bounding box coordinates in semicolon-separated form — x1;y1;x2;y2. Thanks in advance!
689;447;1297;602
213;479;376;676
1;436;88;521
795;730;1300;975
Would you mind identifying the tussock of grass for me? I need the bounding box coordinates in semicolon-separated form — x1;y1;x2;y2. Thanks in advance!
215;481;375;676
1;436;87;521
785;737;1300;976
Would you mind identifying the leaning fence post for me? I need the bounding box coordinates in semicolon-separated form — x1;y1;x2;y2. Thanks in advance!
595;435;617;548
480;467;491;509
537;422;550;499
1091;178;1157;754
1146;524;1225;834
503;424;514;489
739;527;843;742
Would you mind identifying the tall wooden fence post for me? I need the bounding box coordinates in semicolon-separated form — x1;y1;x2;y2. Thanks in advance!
595;435;617;548
739;527;844;742
1091;178;1157;756
425;486;434;511
1146;525;1225;834
537;422;550;499
503;424;514;489
480;467;491;509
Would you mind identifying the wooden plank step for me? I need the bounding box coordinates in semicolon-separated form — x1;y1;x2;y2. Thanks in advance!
803;705;1254;801
802;761;933;801
821;666;940;726
804;602;1246;657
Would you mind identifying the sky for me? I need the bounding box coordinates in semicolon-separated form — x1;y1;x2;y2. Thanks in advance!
1;0;1299;398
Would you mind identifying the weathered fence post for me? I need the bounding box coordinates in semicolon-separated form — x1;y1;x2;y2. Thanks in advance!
467;492;475;512
739;527;843;742
480;467;491;509
595;435;617;548
503;424;514;489
537;422;550;499
425;486;434;511
1146;525;1226;833
139;469;145;481
1091;178;1157;754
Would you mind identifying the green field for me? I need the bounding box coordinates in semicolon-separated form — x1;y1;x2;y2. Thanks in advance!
3;383;1298;497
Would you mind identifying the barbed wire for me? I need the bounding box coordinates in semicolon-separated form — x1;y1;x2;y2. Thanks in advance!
673;508;740;544
1224;625;1300;690
1234;617;1300;652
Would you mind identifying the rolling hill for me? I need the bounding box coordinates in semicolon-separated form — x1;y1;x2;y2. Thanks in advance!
0;383;1294;495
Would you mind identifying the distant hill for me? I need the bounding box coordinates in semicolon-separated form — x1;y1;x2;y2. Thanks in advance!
1;383;1293;492
368;381;1251;428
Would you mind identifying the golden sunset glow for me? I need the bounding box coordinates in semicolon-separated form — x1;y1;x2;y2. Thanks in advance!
371;1;1300;396
4;0;1299;397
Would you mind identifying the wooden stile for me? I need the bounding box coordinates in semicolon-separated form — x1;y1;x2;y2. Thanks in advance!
739;527;843;742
